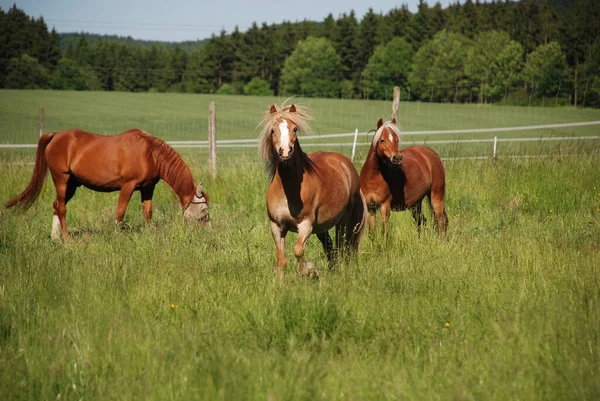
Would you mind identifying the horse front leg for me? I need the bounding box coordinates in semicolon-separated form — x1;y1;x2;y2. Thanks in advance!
293;220;318;279
380;200;392;233
366;202;378;234
270;221;288;280
116;183;137;225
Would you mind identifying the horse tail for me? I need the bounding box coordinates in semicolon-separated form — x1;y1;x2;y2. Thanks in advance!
347;189;368;251
5;132;56;211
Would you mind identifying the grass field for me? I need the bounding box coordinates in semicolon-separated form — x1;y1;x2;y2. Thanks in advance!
0;90;599;400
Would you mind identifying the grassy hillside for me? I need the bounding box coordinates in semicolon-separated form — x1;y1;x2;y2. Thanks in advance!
1;90;599;143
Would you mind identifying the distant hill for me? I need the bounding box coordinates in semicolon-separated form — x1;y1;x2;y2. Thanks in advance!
58;32;208;52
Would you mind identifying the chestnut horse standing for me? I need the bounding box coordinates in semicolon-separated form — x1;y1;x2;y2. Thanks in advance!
260;104;366;279
359;119;448;234
5;128;210;240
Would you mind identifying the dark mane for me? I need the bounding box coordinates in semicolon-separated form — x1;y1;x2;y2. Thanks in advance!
142;132;196;199
269;139;317;182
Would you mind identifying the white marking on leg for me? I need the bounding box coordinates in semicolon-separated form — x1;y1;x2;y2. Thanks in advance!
51;215;61;240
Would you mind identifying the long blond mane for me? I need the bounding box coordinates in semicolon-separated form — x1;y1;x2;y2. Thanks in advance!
372;120;402;145
258;103;313;175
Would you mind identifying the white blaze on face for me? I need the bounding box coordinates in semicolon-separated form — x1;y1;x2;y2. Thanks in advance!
389;132;394;142
51;215;61;240
278;120;290;155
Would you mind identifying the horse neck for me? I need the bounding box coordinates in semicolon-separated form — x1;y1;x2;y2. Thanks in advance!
274;146;312;192
362;144;402;183
154;149;196;207
362;145;382;176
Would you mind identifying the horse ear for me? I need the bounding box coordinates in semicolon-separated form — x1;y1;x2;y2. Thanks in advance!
289;104;296;113
270;105;277;114
392;118;397;124
377;118;383;129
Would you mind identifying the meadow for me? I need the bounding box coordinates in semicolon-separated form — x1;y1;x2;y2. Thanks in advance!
0;90;599;400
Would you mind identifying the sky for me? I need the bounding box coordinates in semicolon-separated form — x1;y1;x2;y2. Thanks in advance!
2;0;460;42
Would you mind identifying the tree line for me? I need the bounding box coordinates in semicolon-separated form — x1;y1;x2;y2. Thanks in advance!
1;1;599;106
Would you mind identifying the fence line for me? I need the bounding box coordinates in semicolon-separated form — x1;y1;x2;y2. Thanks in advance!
1;131;598;150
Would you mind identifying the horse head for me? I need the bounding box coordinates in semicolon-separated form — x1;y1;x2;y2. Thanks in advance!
270;104;299;161
183;182;211;227
374;118;402;167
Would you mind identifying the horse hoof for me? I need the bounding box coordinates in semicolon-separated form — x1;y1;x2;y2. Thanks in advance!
298;261;319;280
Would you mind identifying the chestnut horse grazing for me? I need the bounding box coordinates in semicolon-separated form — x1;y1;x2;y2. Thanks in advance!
5;128;210;240
359;119;448;235
260;104;366;279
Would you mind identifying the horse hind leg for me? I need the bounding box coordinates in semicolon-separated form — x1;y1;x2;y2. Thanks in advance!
317;231;336;269
140;185;156;223
51;176;77;240
336;195;366;264
411;201;426;234
429;191;448;236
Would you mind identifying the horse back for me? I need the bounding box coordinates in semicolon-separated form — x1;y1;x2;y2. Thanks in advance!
45;129;156;190
308;151;361;194
400;146;445;184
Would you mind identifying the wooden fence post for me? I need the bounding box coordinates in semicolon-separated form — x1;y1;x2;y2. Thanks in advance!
391;87;401;122
351;128;358;162
39;106;44;137
208;101;217;179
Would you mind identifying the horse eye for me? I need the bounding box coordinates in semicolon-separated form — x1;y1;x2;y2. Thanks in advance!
380;139;385;143
271;129;275;134
293;127;298;133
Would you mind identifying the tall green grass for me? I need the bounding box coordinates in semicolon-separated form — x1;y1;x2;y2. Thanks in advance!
0;147;598;400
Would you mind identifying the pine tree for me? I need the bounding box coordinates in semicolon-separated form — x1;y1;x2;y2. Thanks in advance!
384;6;411;38
331;12;359;84
354;8;380;87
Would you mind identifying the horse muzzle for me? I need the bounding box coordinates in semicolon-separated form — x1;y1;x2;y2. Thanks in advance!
278;146;294;160
390;154;403;166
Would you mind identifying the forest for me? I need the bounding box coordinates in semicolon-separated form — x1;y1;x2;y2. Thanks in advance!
0;0;599;106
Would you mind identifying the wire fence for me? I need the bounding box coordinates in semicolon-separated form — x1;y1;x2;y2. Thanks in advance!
1;90;599;166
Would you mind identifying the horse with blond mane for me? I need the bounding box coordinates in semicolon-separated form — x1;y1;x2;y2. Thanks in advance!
5;128;210;240
359;118;448;235
259;104;366;279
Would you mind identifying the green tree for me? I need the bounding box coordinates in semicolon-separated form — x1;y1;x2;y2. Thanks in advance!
522;41;570;97
560;0;600;105
51;57;92;90
580;39;600;107
320;14;336;40
183;47;215;93
280;37;342;98
362;37;414;99
354;8;381;86
5;54;50;89
383;6;411;38
216;83;234;94
408;30;472;102
406;0;436;50
244;77;272;96
331;12;358;83
162;46;188;92
465;30;524;102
